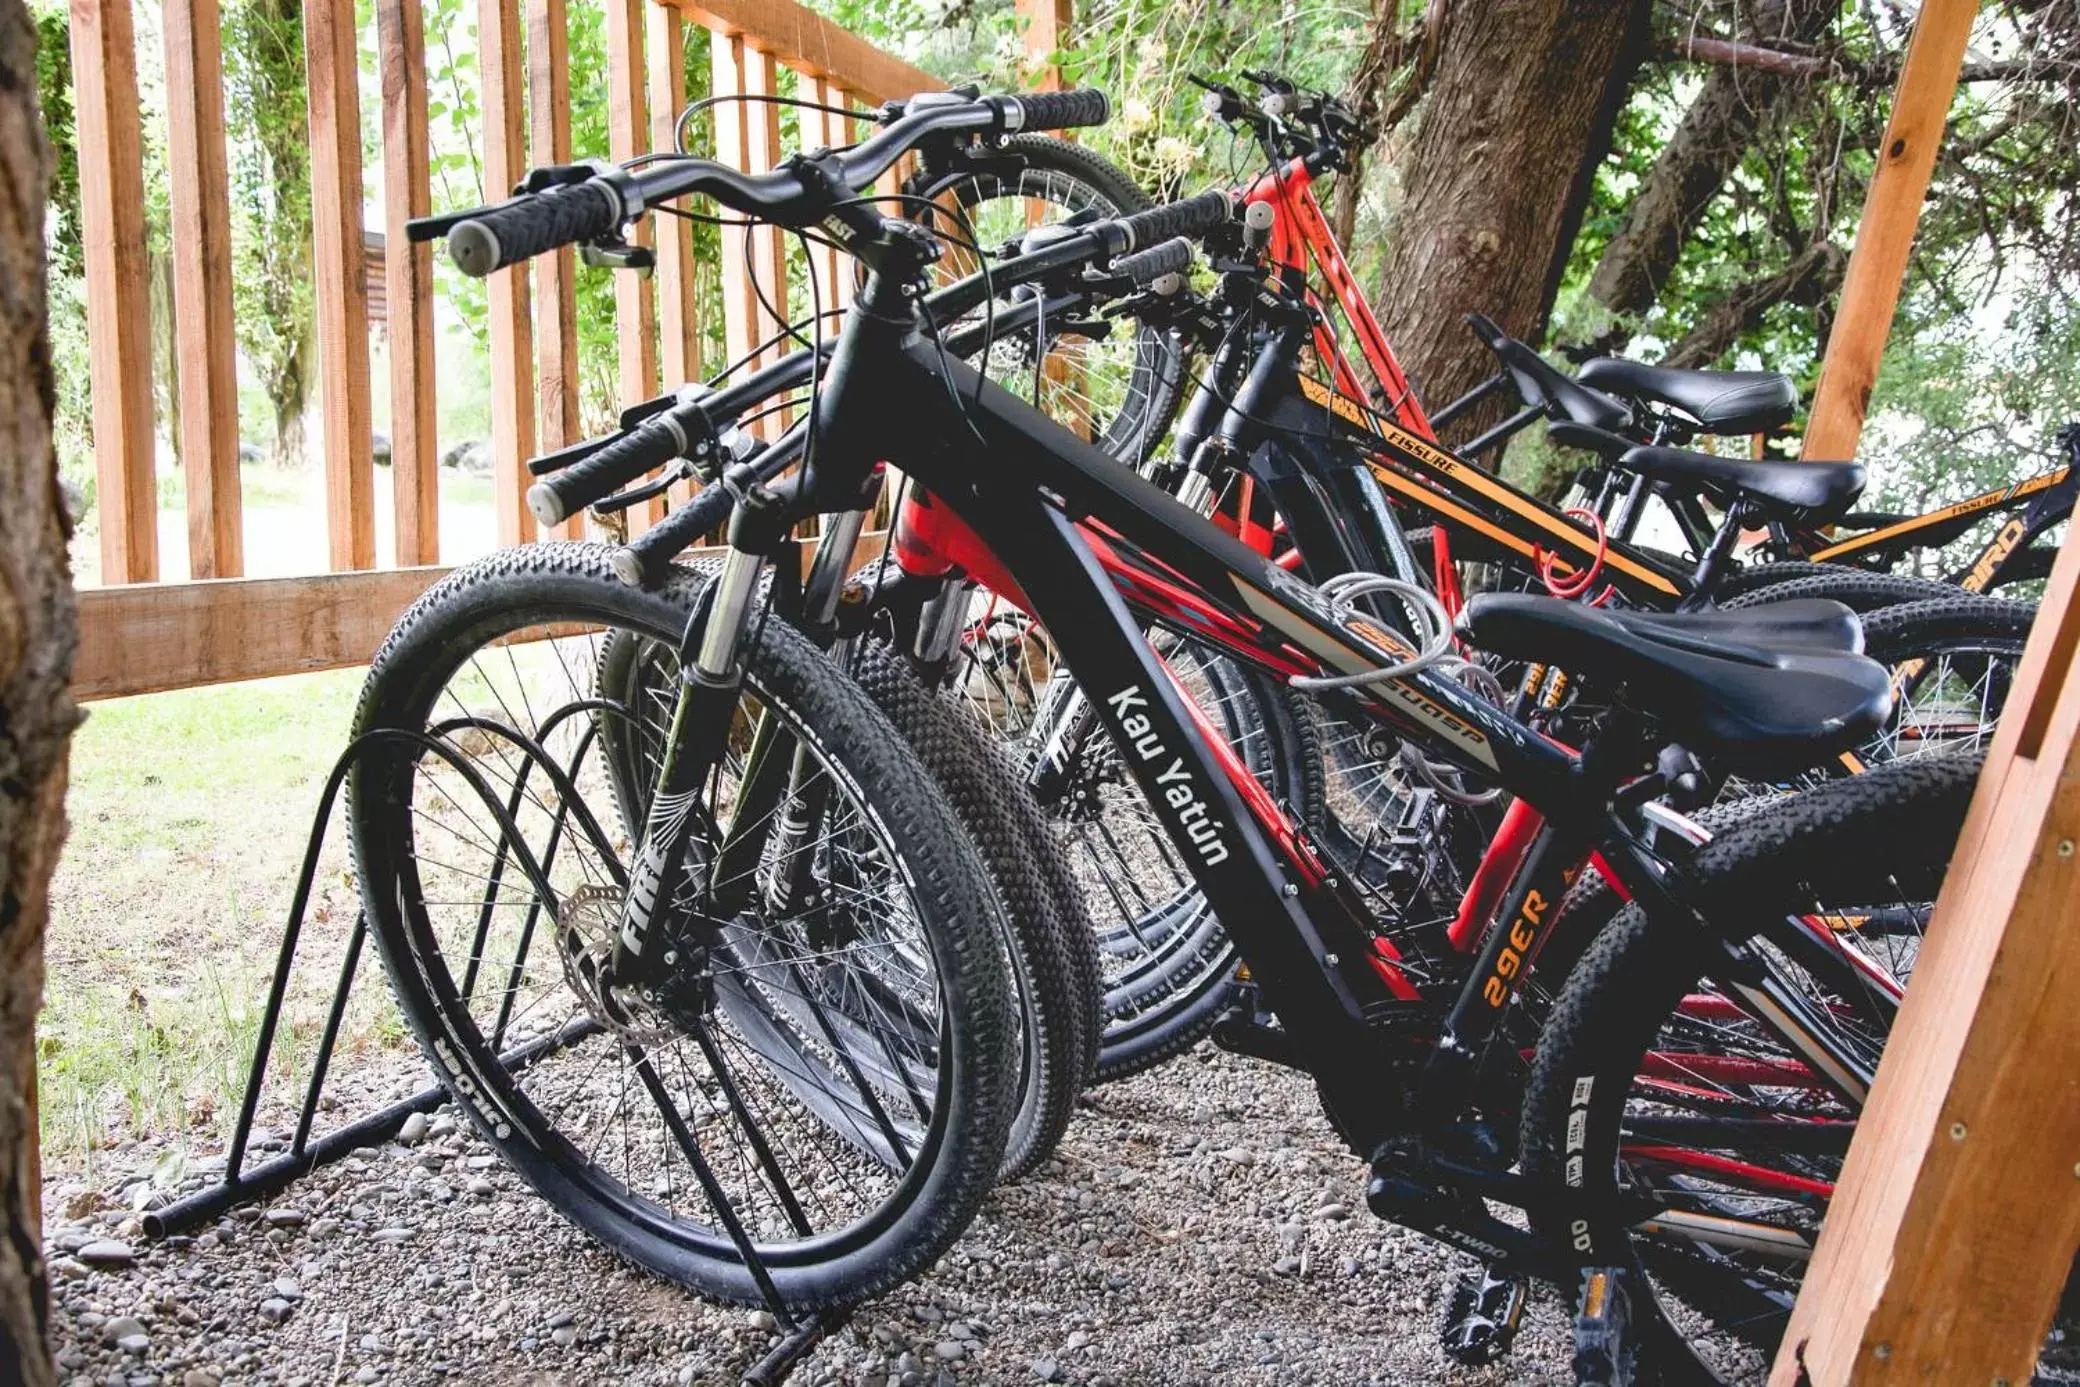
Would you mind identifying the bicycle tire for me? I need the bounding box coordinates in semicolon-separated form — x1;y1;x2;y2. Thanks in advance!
1528;593;2034;999
913;134;1191;467
843;639;1102;1176
594;560;1099;1178
1519;752;2004;1382
1716;561;1958;609
349;542;1015;1310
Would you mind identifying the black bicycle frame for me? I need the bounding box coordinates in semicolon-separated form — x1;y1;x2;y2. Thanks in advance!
1170;303;1696;612
608;229;1882;1282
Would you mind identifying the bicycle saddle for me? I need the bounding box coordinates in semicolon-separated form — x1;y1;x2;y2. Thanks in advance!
1576;359;1798;435
1465;313;1633;434
1618;444;1866;527
1459;595;1892;777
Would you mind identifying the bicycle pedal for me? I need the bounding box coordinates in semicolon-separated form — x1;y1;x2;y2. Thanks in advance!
1208;1009;1302;1069
1438;1264;1527;1367
1571;1266;1636;1387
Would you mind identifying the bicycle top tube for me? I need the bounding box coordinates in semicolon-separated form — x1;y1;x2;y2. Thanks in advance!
1239;157;1434;441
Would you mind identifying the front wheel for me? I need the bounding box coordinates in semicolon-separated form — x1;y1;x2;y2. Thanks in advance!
916;134;1191;468
1521;750;2078;1383
348;543;1016;1309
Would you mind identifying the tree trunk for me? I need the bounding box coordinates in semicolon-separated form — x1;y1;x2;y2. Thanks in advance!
0;3;79;1385
1578;0;1840;353
1371;0;1652;449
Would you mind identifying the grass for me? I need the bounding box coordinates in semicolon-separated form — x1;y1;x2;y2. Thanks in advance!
42;665;415;1175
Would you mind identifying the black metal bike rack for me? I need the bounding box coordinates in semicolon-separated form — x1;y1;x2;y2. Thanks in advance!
141;724;850;1387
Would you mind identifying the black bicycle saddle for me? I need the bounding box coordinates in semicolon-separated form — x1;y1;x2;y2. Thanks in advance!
1459;595;1892;777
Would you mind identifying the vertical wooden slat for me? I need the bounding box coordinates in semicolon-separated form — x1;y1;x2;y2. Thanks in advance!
1017;0;1072;91
480;0;537;545
646;5;698;506
740;44;788;382
1801;0;1978;462
163;0;243;578
377;0;439;565
606;0;661;531
528;0;581;538
799;75;848;326
710;32;758;377
306;0;376;570
70;0;158;583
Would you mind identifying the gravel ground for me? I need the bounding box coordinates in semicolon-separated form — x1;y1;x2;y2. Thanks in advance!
42;1044;1575;1387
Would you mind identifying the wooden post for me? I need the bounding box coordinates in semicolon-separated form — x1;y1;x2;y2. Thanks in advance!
481;0;537;545
528;0;581;539
709;33;762;378
739;44;787;441
306;0;376;570
1769;524;2080;1383
377;0;440;565
798;75;850;323
1017;0;1071;91
646;5;699;506
606;0;661;531
1800;0;1978;461
69;0;158;583
162;0;243;578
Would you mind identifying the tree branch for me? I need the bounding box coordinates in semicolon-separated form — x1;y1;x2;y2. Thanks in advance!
1659;34;2079;86
1661;239;1849;369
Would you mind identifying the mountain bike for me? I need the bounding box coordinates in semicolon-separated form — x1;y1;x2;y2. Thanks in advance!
1442;312;2076;603
384;93;1970;1356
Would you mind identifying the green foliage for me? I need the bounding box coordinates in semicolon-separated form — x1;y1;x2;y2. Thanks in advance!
222;0;316;463
34;0;80;279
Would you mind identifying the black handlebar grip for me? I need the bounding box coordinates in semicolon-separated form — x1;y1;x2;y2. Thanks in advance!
1119;189;1233;252
1010;87;1111;133
1114;236;1194;287
448;180;623;277
526;414;687;528
611;484;737;588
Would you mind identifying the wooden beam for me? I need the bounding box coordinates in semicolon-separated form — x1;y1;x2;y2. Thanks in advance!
75;568;449;698
162;0;243;579
480;0;537;546
664;0;939;105
377;0;440;566
606;0;662;532
1801;0;1978;461
1770;527;2080;1384
528;0;582;540
73;531;888;699
306;0;376;570
646;5;699;507
1017;0;1072;91
69;0;158;584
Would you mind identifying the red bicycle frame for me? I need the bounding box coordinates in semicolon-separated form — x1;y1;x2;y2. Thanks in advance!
1241;157;1435;442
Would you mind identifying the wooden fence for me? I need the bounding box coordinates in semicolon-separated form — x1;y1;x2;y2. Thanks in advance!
68;0;946;699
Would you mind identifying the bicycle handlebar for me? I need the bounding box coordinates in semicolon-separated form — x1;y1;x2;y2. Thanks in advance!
420;88;1112;278
529;186;1224;539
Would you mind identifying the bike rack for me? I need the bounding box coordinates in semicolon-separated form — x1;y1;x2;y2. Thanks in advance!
141;723;851;1387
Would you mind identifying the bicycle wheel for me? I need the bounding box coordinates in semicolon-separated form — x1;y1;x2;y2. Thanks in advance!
593;600;1100;1182
1531;593;2034;999
942;610;1320;1081
1522;751;2080;1384
913;135;1191;467
348;543;1015;1309
1715;562;1958;609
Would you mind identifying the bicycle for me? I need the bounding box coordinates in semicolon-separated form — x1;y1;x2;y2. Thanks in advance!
385;93;1966;1366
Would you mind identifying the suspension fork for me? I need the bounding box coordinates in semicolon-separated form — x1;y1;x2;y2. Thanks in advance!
611;488;793;983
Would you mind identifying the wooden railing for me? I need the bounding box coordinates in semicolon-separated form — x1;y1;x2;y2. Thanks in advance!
68;0;948;699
